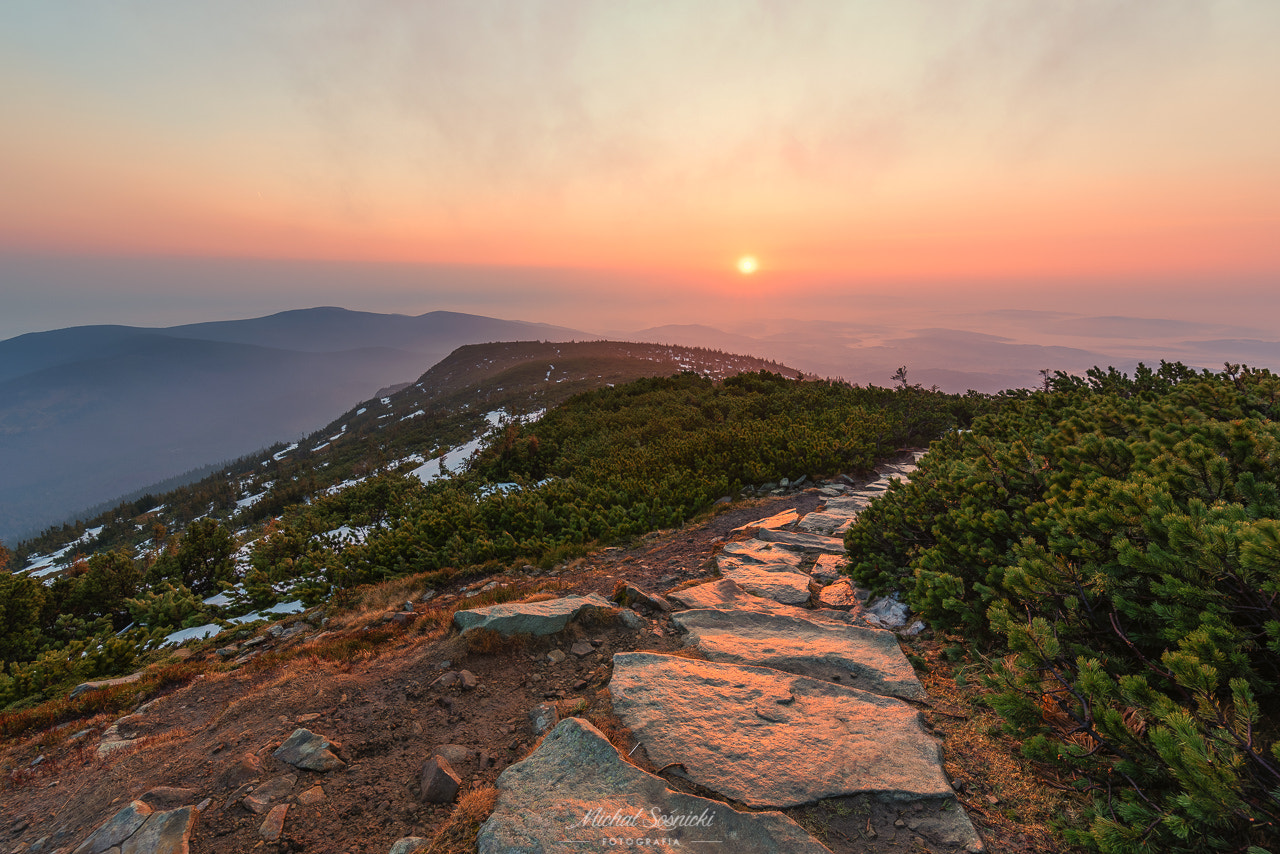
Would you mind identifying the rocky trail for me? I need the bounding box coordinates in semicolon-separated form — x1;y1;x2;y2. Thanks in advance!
472;453;983;853
3;454;1010;854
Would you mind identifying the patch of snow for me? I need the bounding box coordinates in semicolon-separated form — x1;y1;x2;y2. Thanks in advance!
273;443;298;461
230;599;305;624
356;407;367;415
322;525;372;545
162;624;223;646
312;442;330;452
325;476;367;496
236;490;268;510
400;409;425;421
203;592;233;607
380;397;392;405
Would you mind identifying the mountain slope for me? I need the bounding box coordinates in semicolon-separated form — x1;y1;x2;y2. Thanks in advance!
0;309;589;542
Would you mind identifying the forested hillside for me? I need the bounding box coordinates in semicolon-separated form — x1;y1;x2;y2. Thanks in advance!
847;362;1280;852
3;342;982;714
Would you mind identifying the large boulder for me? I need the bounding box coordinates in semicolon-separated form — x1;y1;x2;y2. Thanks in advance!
476;717;832;854
452;594;613;636
609;653;953;808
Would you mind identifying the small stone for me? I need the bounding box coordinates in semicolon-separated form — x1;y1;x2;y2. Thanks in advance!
546;649;566;664
569;641;593;658
458;670;478;690
272;729;344;773
297;786;326;806
434;744;473;766
618;609;644;630
259;804;288;842
389;837;428;854
419;757;461;804
434;671;460;688
894;818;906;828
214;752;262;789
528;703;559;736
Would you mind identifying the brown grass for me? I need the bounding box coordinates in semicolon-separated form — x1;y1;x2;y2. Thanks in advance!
0;659;208;743
905;634;1088;852
418;785;500;854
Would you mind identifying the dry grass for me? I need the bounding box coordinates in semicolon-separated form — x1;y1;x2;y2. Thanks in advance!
418;785;500;854
905;634;1088;852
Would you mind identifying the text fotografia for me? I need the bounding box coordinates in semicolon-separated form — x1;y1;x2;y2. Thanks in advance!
576;807;717;830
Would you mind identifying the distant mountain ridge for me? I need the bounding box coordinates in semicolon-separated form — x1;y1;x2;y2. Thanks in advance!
0;308;591;543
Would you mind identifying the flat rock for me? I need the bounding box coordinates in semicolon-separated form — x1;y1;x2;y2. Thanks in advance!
797;510;859;537
755;528;846;555
671;609;926;700
258;804;288;843
452;593;613;637
718;540;805;570
273;728;345;772
667;579;847;625
719;565;812;606
476;717;831;854
297;785;326;806
74;801;152;854
389;838;427;854
120;806;198;854
243;773;297;814
732;508;800;533
609;653;952;808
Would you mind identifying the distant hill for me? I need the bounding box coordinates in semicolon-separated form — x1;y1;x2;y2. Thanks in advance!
13;338;800;562
0;308;590;543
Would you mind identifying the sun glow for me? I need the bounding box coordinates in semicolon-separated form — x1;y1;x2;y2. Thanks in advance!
737;255;759;275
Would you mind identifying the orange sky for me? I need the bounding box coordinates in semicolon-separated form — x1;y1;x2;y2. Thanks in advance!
2;2;1280;336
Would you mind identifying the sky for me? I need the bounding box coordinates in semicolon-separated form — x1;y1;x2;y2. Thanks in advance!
3;0;1280;340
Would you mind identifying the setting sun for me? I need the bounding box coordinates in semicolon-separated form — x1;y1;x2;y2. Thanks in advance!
737;256;759;275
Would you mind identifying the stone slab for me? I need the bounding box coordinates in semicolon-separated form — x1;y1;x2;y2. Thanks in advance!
809;554;846;585
666;579;850;626
797;510;858;536
453;593;613;636
754;528;846;555
718;540;805;570
609;653;953;808
719;565;813;606
671;608;926;700
732;508;800;533
477;717;831;854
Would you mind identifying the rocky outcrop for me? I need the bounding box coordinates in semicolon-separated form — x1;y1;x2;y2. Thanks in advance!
452;593;614;636
609;652;952;808
73;801;199;854
671;608;927;700
476;718;833;854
